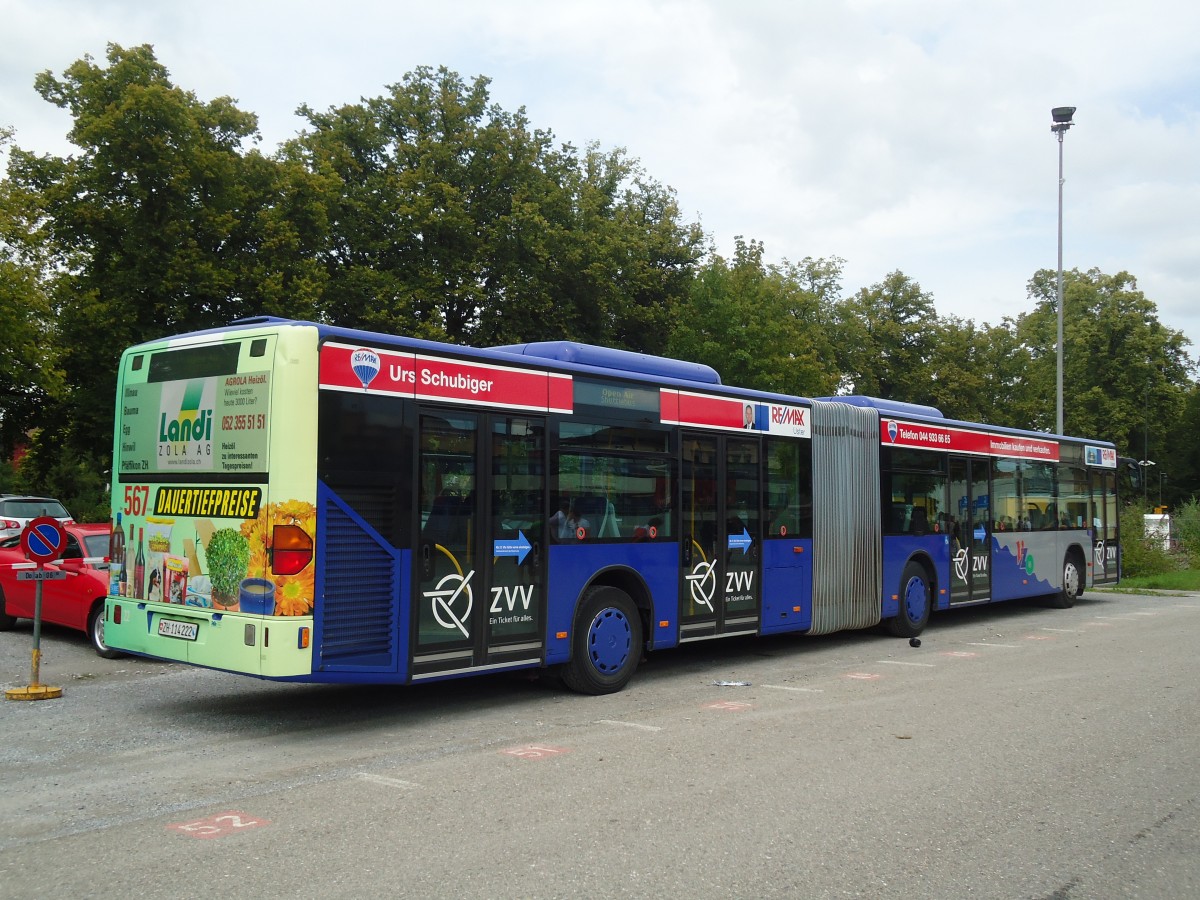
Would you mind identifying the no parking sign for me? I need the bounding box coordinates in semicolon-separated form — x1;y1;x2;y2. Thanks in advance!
21;515;67;564
5;516;68;701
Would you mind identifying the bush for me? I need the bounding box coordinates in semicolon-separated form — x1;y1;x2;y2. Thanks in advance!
1119;501;1177;578
1172;497;1200;562
12;443;110;523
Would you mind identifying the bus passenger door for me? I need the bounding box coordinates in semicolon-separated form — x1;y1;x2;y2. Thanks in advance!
949;456;992;604
483;415;546;666
1091;468;1119;583
413;411;546;678
679;432;760;640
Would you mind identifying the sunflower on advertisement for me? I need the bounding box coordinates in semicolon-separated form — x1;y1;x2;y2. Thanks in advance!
241;499;317;616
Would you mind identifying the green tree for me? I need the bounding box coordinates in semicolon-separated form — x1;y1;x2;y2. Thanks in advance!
832;270;939;405
920;316;1046;429
290;66;704;351
669;239;841;395
3;43;322;507
556;143;706;354
1018;268;1194;451
0;124;62;461
1160;380;1200;508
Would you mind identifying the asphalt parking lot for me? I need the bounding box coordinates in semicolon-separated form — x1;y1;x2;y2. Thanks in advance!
3;590;1199;898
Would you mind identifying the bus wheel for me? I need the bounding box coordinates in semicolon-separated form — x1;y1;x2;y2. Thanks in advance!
562;587;642;695
1049;552;1082;609
885;562;931;638
88;603;122;659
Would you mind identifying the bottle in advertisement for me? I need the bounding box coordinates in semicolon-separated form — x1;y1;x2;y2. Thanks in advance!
109;512;125;596
119;522;132;597
133;527;146;599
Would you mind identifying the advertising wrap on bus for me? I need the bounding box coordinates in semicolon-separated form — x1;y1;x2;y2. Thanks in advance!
110;330;317;629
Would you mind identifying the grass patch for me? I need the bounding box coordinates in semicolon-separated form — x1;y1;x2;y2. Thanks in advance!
1110;569;1200;592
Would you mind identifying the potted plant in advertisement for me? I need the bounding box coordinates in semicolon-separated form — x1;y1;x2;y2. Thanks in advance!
206;527;250;608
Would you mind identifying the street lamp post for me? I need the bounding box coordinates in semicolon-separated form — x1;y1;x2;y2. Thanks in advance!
1138;459;1156;504
1051;106;1075;436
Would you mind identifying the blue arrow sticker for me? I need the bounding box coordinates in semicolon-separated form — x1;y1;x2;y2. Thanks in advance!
727;528;752;554
493;531;532;565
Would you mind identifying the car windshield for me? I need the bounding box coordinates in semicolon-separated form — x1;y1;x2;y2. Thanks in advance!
0;499;70;518
83;534;109;559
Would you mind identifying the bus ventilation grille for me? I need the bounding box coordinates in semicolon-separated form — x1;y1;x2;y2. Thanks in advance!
318;497;398;670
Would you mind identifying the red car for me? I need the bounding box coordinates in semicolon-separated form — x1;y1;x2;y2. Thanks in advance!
0;522;121;658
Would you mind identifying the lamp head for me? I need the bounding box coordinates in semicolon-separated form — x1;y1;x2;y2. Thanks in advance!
1051;106;1076;126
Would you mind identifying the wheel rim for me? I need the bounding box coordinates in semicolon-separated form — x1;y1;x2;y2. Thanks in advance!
903;576;928;624
1064;561;1079;599
93;612;106;651
587;607;632;674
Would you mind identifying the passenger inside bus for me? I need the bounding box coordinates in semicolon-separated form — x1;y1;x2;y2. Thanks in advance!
549;499;590;540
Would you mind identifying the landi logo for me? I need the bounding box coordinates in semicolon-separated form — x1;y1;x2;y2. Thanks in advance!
157;378;216;470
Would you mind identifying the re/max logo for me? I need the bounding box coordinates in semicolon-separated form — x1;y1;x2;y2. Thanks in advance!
771;406;806;426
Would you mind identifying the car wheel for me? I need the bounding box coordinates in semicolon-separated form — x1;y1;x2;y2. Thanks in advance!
884;561;932;638
88;602;123;659
0;586;17;631
561;586;642;695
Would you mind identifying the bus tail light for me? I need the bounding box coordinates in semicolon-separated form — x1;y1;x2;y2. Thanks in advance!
113;604;122;625
298;627;310;649
271;524;313;575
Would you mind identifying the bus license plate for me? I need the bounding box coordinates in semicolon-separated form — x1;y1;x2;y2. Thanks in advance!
158;619;198;641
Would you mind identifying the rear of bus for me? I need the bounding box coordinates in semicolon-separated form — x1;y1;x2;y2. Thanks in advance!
105;321;320;678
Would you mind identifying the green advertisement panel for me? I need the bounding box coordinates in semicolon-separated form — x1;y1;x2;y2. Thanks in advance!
118;371;271;476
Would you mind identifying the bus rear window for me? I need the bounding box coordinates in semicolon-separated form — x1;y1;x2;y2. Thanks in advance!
148;343;242;382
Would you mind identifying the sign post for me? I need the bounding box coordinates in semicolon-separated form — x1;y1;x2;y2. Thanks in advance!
5;516;67;701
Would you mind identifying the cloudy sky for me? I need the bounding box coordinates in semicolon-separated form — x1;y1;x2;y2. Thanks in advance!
4;0;1198;359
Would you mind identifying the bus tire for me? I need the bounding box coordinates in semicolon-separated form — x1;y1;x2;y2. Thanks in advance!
0;587;16;630
88;602;122;659
885;561;931;638
561;586;642;695
1050;551;1083;609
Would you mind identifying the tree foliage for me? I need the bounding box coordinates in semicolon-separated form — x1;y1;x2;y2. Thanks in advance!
289;66;704;351
669;238;841;396
833;270;940;404
1018;268;1194;448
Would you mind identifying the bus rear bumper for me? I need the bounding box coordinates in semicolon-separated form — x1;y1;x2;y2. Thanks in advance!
105;598;313;678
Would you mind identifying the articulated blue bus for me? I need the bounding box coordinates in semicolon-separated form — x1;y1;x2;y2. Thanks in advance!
105;317;1120;692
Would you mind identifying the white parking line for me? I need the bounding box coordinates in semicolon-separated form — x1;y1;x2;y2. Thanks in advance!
355;773;420;790
876;660;936;668
761;684;824;693
596;719;662;732
966;642;1019;648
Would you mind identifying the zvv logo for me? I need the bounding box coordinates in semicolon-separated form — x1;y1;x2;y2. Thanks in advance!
424;570;475;637
490;584;534;613
685;560;717;613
